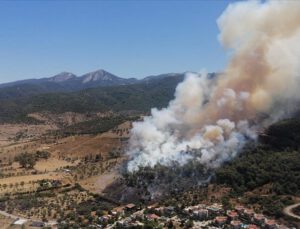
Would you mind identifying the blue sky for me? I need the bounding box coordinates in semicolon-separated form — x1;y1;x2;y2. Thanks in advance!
0;0;234;83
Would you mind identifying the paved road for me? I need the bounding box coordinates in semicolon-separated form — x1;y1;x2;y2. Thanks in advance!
283;203;300;220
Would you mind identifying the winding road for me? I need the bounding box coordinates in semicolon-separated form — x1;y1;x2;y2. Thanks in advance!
283;203;300;220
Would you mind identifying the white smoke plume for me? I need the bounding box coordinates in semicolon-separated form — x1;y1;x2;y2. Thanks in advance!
127;0;300;172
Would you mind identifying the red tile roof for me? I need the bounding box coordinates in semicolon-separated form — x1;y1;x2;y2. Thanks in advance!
265;219;276;225
126;203;136;209
146;214;160;220
227;211;238;218
215;216;227;223
230;220;242;226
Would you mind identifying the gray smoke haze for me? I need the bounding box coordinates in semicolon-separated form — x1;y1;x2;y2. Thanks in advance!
127;0;300;172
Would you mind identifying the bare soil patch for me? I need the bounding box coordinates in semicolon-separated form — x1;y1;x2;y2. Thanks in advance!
79;170;120;193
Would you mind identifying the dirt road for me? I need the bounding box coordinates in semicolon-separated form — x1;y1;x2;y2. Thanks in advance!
0;210;57;227
283;203;300;220
0;210;20;220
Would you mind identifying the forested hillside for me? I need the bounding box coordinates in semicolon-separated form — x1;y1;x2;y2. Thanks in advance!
215;118;300;195
0;74;184;123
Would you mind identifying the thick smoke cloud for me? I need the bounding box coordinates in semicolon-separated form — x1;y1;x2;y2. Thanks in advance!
127;0;300;172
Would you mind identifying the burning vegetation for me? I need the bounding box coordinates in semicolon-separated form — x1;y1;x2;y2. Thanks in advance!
126;0;300;173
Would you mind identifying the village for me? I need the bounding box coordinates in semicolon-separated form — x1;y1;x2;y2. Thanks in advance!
93;202;291;229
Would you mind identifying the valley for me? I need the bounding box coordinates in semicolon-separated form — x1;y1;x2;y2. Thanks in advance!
1;0;300;228
0;107;298;228
0;72;298;228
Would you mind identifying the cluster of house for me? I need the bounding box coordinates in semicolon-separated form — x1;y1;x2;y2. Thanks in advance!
98;203;288;229
184;203;287;229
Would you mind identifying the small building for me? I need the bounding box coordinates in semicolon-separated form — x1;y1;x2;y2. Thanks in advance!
110;211;118;216
113;206;125;215
146;214;160;221
118;218;131;227
215;216;227;226
235;205;245;214
132;211;144;220
185;204;207;213
253;213;265;225
207;203;224;215
265;219;277;229
165;206;175;215
193;209;208;220
227;210;239;220
146;206;153;210
147;204;158;210
132;221;144;227
193;204;206;209
154;207;164;215
230;220;242;229
125;203;136;210
243;209;255;219
99;215;112;222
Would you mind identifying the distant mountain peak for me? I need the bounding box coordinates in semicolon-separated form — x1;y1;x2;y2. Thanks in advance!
81;69;119;84
48;72;77;83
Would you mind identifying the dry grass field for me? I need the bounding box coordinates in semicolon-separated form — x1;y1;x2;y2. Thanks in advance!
0;124;57;146
0;118;134;224
49;135;122;159
79;165;121;193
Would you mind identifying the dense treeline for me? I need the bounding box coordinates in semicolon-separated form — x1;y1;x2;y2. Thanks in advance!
215;118;300;195
245;195;294;218
260;118;300;150
60;115;139;135
215;147;300;194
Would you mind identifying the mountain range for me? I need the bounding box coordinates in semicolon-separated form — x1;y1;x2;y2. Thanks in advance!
0;69;192;122
0;70;218;123
0;69;181;95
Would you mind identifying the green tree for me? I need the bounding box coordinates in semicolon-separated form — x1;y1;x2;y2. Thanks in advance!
15;152;36;169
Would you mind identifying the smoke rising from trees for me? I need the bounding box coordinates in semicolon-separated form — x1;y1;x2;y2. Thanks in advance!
127;0;300;172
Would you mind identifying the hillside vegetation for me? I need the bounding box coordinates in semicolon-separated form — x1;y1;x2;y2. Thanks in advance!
113;117;300;207
215;118;300;195
0;75;184;123
59;115;138;135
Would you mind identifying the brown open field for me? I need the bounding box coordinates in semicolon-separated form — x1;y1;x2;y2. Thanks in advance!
0;172;66;185
34;157;79;172
79;162;122;193
0;119;134;223
49;135;122;159
0;124;57;146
